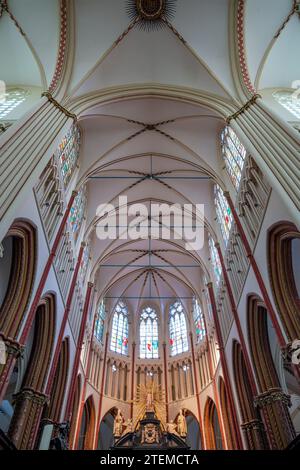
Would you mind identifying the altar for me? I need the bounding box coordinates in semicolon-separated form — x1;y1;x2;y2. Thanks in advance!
111;381;189;450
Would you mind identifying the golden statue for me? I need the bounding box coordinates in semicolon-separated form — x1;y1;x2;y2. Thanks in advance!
113;409;123;438
177;409;187;438
166;420;179;436
132;380;166;430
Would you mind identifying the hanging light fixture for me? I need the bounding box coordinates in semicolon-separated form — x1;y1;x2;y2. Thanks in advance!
126;0;177;31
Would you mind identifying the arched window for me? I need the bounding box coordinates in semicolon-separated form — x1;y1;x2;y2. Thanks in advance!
140;306;159;359
69;186;86;238
79;243;90;285
94;301;106;343
0;88;27;119
57;123;81;187
273;91;300;119
193;298;206;343
221;126;247;190
169;301;188;356
110;301;129;355
208;236;222;285
214;185;233;245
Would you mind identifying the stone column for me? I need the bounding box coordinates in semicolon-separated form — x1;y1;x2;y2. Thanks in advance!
0;335;23;401
254;388;296;449
8;388;48;449
240;419;268;451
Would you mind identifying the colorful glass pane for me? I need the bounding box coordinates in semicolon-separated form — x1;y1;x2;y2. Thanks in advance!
69;186;86;237
110;301;129;355
57;123;81;187
94;300;106;343
214;185;233;245
140;306;159;359
209;235;222;285
79;243;90;285
221;126;246;191
193;298;206;343
169;301;189;356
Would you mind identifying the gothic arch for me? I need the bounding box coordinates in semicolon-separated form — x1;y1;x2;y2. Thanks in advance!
247;295;296;449
219;377;238;450
7;293;56;448
97;407;118;450
78;396;96;450
232;340;267;450
268;221;300;340
247;295;281;393
46;337;70;423
203;397;224;450
0;219;37;338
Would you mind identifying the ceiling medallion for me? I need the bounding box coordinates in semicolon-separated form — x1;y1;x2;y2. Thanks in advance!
126;0;177;31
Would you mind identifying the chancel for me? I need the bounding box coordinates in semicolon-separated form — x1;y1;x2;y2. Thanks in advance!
0;0;300;453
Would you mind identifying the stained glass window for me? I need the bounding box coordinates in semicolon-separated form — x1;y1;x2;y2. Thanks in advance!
57;123;81;187
221;126;246;190
0;88;27;119
209;235;222;285
69;186;86;238
110;301;129;355
193;298;206;343
140;306;159;359
214;185;233;245
79;243;90;285
169;301;189;356
94;300;106;343
273;91;300;119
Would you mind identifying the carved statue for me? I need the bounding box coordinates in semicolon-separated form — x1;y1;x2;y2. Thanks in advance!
146;388;154;411
177;409;187;438
113;409;123;438
123;418;133;435
166;420;179;436
49;422;70;450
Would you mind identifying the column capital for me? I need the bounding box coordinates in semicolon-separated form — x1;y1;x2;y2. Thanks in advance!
87;281;94;289
13;387;49;407
71;190;78;198
254;388;292;408
206;281;213;289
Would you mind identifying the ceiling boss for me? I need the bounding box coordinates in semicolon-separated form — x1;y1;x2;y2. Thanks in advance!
126;0;177;31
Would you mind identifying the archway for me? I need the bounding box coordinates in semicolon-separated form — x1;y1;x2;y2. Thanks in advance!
46;337;70;423
204;397;224;450
77;396;96;450
0;220;36;338
232;341;267;450
7;294;56;449
97;407;118;450
219;377;238;450
247;295;296;449
268;222;300;340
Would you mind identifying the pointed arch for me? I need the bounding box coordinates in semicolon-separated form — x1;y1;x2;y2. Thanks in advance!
268;221;300;340
219;377;238;450
46;337;70;422
203;397;224;450
0;219;37;338
247;295;281;392
78;395;96;450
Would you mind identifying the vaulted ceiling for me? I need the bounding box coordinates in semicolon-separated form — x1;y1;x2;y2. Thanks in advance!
2;0;299;318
